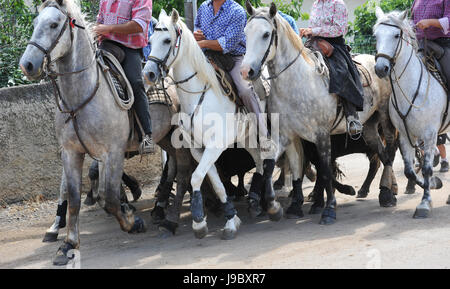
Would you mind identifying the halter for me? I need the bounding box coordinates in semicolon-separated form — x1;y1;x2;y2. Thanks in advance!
27;3;101;161
247;14;301;80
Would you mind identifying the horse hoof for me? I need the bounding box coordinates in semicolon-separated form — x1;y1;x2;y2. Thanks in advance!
340;186;356;196
151;206;165;224
285;203;304;219
128;216;147;234
42;232;58;243
308;205;323;215
193;225;208;239
430;176;443;190
379;188;397;208
319;208;336;225
52;242;75;266
268;206;283;222
158;220;178;236
221;229;237;240
413;200;432;219
404;187;416;195
356;189;368;199
248;200;263;218
273;180;284;190
84;195;96;206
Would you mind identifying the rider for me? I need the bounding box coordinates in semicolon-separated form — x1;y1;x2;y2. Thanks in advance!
300;0;364;138
194;0;272;149
413;0;450;90
94;0;155;154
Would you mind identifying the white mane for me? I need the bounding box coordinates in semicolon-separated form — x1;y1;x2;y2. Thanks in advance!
159;13;223;97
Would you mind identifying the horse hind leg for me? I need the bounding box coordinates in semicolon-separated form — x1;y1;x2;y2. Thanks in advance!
356;154;380;199
151;154;176;224
285;142;304;219
43;169;68;243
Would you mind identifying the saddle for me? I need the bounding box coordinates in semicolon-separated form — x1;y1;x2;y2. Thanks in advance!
419;41;448;91
203;50;245;109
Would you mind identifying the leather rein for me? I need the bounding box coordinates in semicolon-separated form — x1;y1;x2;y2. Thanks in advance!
28;4;100;160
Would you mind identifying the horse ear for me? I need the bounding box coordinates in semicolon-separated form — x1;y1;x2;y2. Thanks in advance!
269;2;277;19
398;10;408;21
159;9;167;21
56;0;63;6
41;0;46;3
375;6;384;19
171;9;179;23
246;0;255;16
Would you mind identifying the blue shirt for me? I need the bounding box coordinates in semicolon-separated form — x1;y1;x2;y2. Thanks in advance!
194;0;247;55
278;11;299;34
143;18;155;61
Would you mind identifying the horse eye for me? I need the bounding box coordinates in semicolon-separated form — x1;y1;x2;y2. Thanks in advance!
394;34;400;39
263;32;270;39
50;22;58;29
164;39;171;44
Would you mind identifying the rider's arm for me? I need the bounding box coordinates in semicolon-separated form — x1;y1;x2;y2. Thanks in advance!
198;40;223;51
215;9;247;54
310;2;348;37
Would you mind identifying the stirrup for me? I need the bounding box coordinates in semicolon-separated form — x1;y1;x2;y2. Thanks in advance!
347;119;363;141
139;135;155;155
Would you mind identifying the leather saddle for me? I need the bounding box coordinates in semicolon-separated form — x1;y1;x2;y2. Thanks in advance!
203;50;245;109
419;41;448;91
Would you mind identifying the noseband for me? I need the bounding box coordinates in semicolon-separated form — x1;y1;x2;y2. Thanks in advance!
375;22;406;67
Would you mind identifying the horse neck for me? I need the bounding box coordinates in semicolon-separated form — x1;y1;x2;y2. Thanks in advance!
55;28;98;110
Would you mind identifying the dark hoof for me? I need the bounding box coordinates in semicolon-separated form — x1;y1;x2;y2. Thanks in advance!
430;176;443;190
413;200;432;219
309;204;324;215
131;187;142;202
306;191;315;203
84;195;96;206
151;206;165;224
404;187;416;195
356;189;369;199
285;203;304;219
193;224;208;239
158;219;178;235
248;198;263;218
221;229;237;240
339;185;356;196
379;187;397;207
42;232;58;243
128;216;147;234
268;205;283;222
52;242;75;266
319;208;336;225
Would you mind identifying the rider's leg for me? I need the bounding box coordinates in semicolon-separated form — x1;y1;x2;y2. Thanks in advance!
121;46;155;154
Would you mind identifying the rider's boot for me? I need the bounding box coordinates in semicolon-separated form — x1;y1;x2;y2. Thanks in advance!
139;134;156;154
343;99;363;139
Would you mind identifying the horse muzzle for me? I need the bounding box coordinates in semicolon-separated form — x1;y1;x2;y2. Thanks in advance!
19;47;45;80
374;58;391;79
240;64;261;82
142;61;161;85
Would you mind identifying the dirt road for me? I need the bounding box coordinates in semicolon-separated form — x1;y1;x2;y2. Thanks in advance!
1;150;450;269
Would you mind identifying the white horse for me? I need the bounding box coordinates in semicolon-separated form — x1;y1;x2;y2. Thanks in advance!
143;10;282;240
241;2;397;224
374;8;445;218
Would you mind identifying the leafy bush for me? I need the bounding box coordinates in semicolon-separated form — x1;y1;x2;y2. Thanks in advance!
347;0;413;54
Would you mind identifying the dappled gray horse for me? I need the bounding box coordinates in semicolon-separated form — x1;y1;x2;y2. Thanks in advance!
241;2;397;225
374;8;446;218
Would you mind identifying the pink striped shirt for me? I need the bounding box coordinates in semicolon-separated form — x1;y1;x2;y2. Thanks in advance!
309;0;348;38
97;0;152;49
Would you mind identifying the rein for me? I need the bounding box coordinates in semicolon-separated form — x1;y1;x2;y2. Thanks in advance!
28;4;101;161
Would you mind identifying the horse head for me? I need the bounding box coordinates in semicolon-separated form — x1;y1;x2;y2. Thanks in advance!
373;7;410;78
143;9;182;84
241;1;278;81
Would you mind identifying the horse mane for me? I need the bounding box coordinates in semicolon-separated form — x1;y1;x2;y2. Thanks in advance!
374;10;418;51
159;13;223;97
40;0;93;42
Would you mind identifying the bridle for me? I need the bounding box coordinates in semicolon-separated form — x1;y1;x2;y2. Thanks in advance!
246;14;301;80
27;3;101;160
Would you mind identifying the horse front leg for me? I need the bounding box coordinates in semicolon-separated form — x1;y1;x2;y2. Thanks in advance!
245;148;265;218
52;150;84;266
315;136;336;225
43;168;68;243
104;152;146;233
356;154;380;199
285;141;305;219
151;154;176;224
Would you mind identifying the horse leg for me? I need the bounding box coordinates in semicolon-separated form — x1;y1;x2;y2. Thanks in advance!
237;172;248;198
159;148;192;236
151;154;176;224
285;142;305;219
316;137;336;225
104;152;146;233
52;151;84;266
245;148;264;217
84;160;99;206
357;154;381;199
414;137;436;218
43;169;68;242
122;172;142;202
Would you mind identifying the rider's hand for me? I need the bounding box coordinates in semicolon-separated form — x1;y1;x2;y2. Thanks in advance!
194;30;206;41
416;19;441;30
300;28;313;38
93;24;111;36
